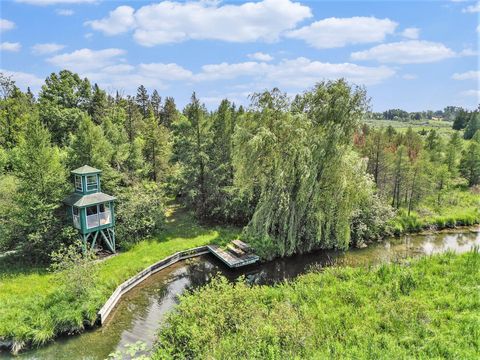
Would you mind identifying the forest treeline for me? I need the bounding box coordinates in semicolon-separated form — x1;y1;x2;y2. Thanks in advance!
1;70;479;262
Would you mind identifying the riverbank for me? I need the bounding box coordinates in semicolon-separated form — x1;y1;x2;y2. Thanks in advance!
153;249;480;359
0;202;478;354
0;207;239;353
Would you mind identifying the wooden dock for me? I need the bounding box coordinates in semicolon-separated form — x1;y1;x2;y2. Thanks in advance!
207;240;259;268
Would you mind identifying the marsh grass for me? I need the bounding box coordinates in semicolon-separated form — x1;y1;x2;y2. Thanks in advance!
154;250;480;359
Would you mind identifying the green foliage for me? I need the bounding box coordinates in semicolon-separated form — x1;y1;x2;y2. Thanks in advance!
49;241;98;300
464;112;480;139
115;182;166;247
11;115;68;262
0;206;238;348
154;251;480;359
235;82;370;258
460;132;480;186
350;193;395;246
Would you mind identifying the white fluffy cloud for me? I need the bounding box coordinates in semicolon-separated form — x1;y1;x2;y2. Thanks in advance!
85;6;135;35
462;2;480;12
452;70;480;80
1;42;21;52
0;19;16;33
47;48;125;72
43;45;394;94
195;57;395;86
401;27;420;39
32;43;65;55
86;0;312;46
351;40;456;64
247;52;274;62
16;0;96;5
286;17;397;49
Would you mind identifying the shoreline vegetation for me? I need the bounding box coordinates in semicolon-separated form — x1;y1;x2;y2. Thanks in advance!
153;249;480;359
0;208;478;354
1;72;479;355
0;207;238;353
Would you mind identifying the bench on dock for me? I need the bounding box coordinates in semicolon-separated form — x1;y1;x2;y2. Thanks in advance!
207;243;259;268
232;240;251;252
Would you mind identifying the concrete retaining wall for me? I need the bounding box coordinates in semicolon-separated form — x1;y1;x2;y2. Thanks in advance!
97;246;210;324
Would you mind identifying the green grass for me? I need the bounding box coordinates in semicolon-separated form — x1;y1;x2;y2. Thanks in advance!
153;250;480;359
390;187;480;234
363;118;456;136
0;205;240;349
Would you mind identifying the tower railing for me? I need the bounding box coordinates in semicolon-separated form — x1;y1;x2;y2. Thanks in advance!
87;210;111;229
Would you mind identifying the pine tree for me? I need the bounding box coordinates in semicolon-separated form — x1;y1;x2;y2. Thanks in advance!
161;97;177;128
460;131;480;186
151;90;162;122
89;83;108;125
136;85;149;118
13;115;67;260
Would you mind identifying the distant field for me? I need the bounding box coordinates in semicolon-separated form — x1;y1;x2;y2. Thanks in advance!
364;118;456;136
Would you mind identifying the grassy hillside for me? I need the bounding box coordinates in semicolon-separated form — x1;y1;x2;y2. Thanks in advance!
154;250;480;359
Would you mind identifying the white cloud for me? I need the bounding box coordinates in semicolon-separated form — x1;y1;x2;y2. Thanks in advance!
87;0;312;46
401;27;420;39
458;48;477;56
351;40;456;64
286;17;397;49
56;9;74;16
452;70;480;80
85;6;135;35
462;2;480;12
460;89;480;98
247;52;274;61
196;57;395;86
16;0;96;5
32;43;65;55
1;42;21;52
402;74;417;80
477;24;480;33
47;48;125;72
0;19;16;33
0;69;44;91
138;63;193;81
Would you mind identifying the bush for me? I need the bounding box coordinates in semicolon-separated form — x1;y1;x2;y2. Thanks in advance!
350;193;395;246
115;182;166;248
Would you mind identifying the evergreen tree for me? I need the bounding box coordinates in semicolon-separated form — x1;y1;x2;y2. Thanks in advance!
173;93;211;217
135;85;149;118
161;97;177;128
89;83;108;125
460;131;480;186
142;107;171;182
13;115;67;261
151;90;162;122
463;112;480;140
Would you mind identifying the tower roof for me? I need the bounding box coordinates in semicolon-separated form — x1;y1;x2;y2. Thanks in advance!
71;165;102;175
63;192;115;207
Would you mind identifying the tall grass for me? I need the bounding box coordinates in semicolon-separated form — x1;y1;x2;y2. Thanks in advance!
0;207;240;350
154;250;480;359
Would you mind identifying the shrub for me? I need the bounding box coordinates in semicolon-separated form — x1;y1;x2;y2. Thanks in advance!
115;182;166;248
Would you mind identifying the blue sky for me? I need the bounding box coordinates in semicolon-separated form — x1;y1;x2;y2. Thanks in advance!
0;0;479;111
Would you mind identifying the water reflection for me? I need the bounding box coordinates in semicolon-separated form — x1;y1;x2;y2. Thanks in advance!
3;229;479;360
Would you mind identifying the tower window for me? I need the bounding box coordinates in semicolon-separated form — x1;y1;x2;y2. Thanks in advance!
86;175;98;191
75;175;83;191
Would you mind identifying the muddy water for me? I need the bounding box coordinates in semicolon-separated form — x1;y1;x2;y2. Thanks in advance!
3;229;479;360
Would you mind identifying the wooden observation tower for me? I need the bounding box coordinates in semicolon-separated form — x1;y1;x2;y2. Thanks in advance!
63;165;116;252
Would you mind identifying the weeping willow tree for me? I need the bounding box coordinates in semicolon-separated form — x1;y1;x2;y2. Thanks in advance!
233;80;373;259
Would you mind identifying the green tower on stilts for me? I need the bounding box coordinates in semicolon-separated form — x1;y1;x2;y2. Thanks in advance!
63;165;116;253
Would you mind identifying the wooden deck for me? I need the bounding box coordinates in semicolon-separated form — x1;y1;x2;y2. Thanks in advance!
207;241;259;268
